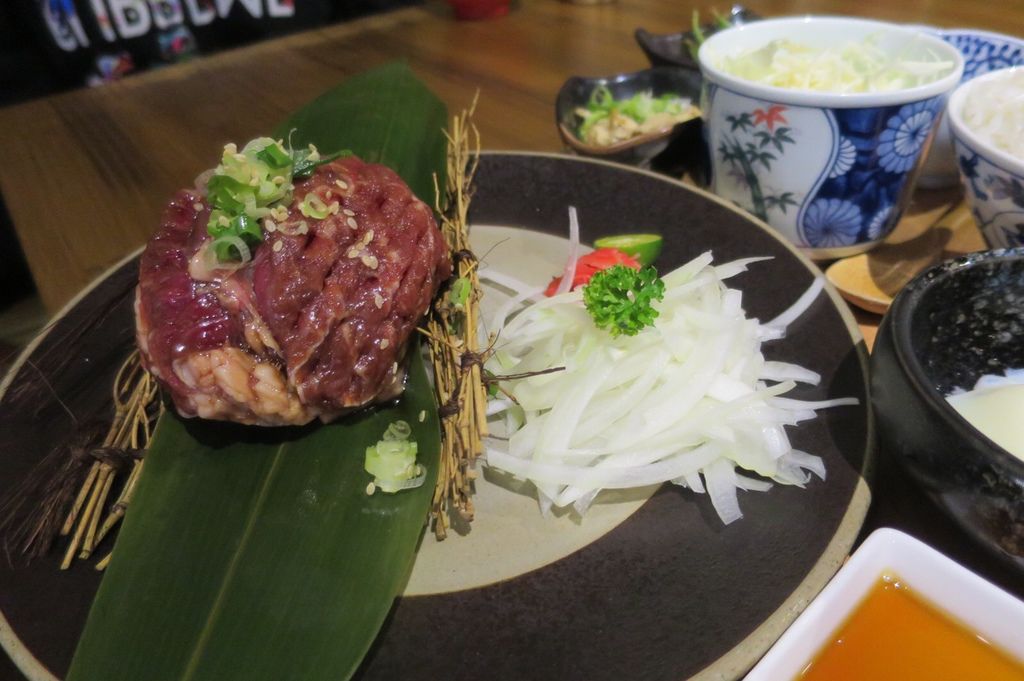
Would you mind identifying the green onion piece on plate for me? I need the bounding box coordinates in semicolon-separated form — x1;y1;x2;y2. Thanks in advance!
365;420;426;494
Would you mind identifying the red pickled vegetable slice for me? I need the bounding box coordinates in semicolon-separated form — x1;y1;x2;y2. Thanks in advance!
544;248;640;297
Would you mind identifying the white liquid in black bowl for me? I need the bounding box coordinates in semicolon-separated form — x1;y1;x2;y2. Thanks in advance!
947;368;1024;461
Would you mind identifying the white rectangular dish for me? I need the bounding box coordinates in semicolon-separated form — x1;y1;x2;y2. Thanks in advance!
745;527;1024;679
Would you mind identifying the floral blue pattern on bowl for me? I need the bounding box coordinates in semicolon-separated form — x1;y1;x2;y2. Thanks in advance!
918;29;1024;187
953;141;1024;249
707;85;945;251
943;31;1024;81
698;17;963;258
947;65;1024;250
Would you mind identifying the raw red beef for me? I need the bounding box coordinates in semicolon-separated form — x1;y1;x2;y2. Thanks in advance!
135;156;450;425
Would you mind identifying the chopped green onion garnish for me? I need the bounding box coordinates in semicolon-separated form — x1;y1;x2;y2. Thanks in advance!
199;137;352;265
211;235;252;263
292;148;352;179
576;88;695;143
298;193;331;220
256;142;293;170
449;276;472;308
382;420;412;441
365;420;424;494
206;175;248;213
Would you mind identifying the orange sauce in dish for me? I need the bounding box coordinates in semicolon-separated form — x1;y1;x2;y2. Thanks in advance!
798;576;1024;680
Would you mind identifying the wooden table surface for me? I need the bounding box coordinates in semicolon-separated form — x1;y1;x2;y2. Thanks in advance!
0;0;1005;315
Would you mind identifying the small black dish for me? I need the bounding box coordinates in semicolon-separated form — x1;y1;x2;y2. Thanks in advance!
635;4;760;71
871;248;1024;572
555;66;704;174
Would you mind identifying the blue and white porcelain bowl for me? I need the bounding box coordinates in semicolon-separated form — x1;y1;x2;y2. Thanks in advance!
919;29;1024;188
947;67;1024;250
698;17;964;259
945;29;1024;79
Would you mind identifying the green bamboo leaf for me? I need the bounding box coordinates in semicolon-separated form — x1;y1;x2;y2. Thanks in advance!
69;352;440;681
276;61;448;205
67;63;448;681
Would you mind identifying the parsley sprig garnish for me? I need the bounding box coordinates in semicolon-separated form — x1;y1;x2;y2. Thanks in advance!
582;264;665;337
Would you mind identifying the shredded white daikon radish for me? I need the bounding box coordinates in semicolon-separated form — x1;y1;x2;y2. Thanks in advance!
961;70;1024;160
554;207;581;296
766;276;824;332
484;251;857;525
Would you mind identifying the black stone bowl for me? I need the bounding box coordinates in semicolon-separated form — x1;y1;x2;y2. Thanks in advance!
872;248;1024;572
554;67;705;174
634;5;760;71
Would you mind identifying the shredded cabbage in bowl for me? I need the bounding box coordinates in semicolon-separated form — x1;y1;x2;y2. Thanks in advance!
960;70;1024;160
714;36;954;93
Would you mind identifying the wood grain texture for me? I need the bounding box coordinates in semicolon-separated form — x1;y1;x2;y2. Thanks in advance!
826;199;984;318
0;0;1003;311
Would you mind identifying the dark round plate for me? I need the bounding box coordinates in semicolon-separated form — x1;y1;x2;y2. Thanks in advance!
0;152;872;681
